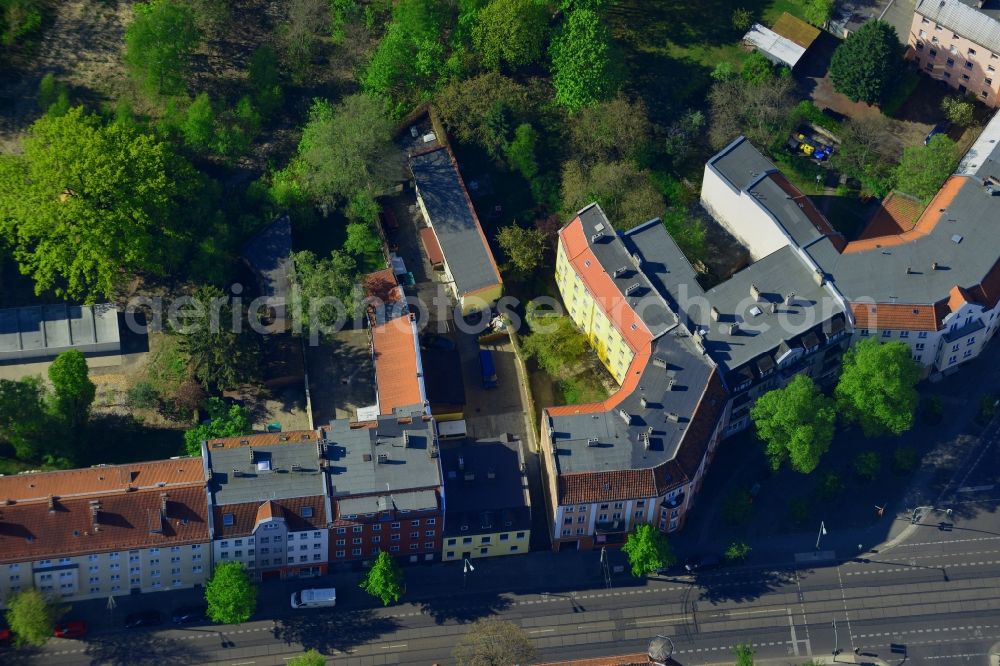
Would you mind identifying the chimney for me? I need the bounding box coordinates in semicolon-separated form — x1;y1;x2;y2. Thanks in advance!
640;397;649;409
403;431;410;447
932;261;939;270
640;432;651;450
652;356;667;369
89;500;101;531
814;269;825;286
906;266;914;275
666;378;676;391
160;493;169;516
767;302;777;315
47;496;56;513
625;282;642;296
487;469;496;480
710;306;720;321
249;446;255;464
613;266;628;278
728;322;740;335
784;292;796;306
750;283;761;301
618;409;632;424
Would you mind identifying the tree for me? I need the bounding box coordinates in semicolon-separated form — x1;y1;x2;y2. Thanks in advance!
360;550;405;605
741;51;775;85
290;249;361;337
725;541;751;562
343;222;382;261
37;73;70;116
1;0;42;46
288;650;327;666
896;133;960;202
708;74;795;150
831;115;897;197
622;523;676;576
183;397;253;456
732;7;753;33
182;92;217;152
662;208;707;265
290;95;398;203
248;45;284;120
733;644;755;666
941;96;974;127
0;107;207;301
279;0;330;79
521;307;589;377
205;561;257;624
750;374;836;474
5;588;66;647
0;377;49;461
472;0;548;70
561;160;664;229
506;123;540;181
569;96;652;166
453;618;537;666
829;20;903;105
854;450;881;481
175;286;261;390
549;6;623;112
663;110;705;167
835;338;920;437
48;349;96;436
124;0;201;97
802;0;834;27
497;224;546;273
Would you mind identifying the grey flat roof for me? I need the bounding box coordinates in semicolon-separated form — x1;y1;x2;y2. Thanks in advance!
207;442;326;506
242;215;292;303
323;415;442;500
709;137;776;192
441;438;531;535
550;330;715;475
916;0;1000;52
409;147;501;296
577;205;678;337
0;304;120;363
338;489;438;515
806;112;1000;306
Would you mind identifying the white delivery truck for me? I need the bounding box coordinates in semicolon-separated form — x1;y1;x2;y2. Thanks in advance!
290;588;336;609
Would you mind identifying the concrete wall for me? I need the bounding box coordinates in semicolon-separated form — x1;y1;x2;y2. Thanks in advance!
700;166;789;261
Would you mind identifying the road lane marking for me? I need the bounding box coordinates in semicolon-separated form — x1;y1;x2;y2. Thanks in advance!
528;628;555;634
635;615;689;624
707;607;787;618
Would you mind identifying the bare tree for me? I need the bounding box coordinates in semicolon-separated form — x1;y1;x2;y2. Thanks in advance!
279;0;331;77
453;619;537;666
708;75;795;150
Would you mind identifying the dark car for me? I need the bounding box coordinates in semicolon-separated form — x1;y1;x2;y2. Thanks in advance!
421;333;456;351
0;628;11;647
684;554;722;573
171;605;208;625
925;121;952;145
124;610;163;629
53;621;88;639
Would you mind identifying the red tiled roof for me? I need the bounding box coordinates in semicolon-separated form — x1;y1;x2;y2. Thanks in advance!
848;301;949;331
558;469;657;504
419;227;445;267
537;654;651;666
0;485;210;564
843;177;964;254
0;459;205;503
857;192;924;241
363;269;402;305
206;430;317;449
212;496;327;538
948;285;970;313
372;316;424;414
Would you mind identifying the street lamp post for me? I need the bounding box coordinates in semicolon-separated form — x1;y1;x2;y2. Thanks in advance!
463;558;474;589
832;619;840;659
815;521;827;551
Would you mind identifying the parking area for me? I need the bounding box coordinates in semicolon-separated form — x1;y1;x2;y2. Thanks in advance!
305;329;375;425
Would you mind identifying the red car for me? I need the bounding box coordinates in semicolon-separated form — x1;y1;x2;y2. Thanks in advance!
0;628;11;646
53;621;87;638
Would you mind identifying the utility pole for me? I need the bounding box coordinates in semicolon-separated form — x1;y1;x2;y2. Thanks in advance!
815;521;827;551
600;546;611;588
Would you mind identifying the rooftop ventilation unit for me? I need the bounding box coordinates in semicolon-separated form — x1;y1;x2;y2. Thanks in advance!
784;292;796;306
750;283;761;301
591;232;604;243
625;283;642;296
639;432;650;450
710;306;720;321
666;378;676;391
377;453;389;464
952;234;963;244
619;409;632;424
640;397;649;409
666;412;680;423
652;356;667;368
613;266;628;278
587;438;600;447
630;252;643;268
728;323;740;335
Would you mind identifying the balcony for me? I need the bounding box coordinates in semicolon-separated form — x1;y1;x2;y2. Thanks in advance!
661;493;685;510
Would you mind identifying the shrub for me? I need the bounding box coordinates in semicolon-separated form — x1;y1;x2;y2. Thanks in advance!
127;382;159;409
817;471;844;501
893;447;918;474
923;394;943;423
854;451;881;481
978;394;998;423
722;487;753;526
788;497;810;526
725;541;751;562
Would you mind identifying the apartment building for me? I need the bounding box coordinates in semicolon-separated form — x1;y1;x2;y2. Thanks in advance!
0;460;211;608
441;437;531;561
202;431;332;580
322;410;444;564
909;0;1000;106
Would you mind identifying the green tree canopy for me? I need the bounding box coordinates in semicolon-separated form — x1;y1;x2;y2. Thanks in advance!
205;561;257;624
741;51;776;85
124;0;201;97
1;0;43;46
662;208;708;266
496;224;546;273
453;618;537;666
506;123;540;181
802;0;834;27
288;650;327;666
622;523;676;576
182;92;218;152
174;286;261;390
708;74;795;150
0;106;209;301
48;349;96;434
733;643;755;666
549;6;623;112
829;20;903;105
569;96;652;166
472;0;549;71
941;96;974;127
290;249;361;337
360;550;405;606
289;95;398;203
831;115;898;198
895;133;960;202
0;377;49;461
725;541;751;562
183;397;253;456
750;374;836;474
561;160;664;229
835;338;920;437
248;45;284;119
5;588;66;647
521;305;589;377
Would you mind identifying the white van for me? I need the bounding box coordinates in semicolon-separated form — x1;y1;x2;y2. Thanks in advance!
290;588;336;609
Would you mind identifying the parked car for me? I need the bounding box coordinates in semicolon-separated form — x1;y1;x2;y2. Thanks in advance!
684;554;722;573
479;349;498;389
0;628;12;646
123;610;163;629
379;208;399;231
290;588;337;609
171;605;208;625
53;621;87;639
421;333;456;351
925;121;952;145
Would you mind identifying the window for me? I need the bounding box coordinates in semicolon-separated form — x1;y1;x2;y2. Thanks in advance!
110;563;120;571
575;528;585;535
410;531;420;539
447;552;455;559
599;513;608;521
964;349;974;358
563;517;572;525
411;519;420;527
613;502;624;509
969;48;977;56
88;554;99;562
915;343;925;351
425;530;435;537
952;343;960;352
859;329;869;336
424;542;434;549
918;332;928;339
409;544;418;551
983;90;990;98
372;524;381;532
287;533;295;541
612;512;622;520
193;565;204;574
427;518;436;526
576;516;586;524
221;552;229;560
150;570;160;577
335;527;346;535
900;331;909;338
929;48;937;56
129;567;140;575
944;72;952;79
636;500;645;508
500;533;509;541
390;546;400;553
192;555;201;562
391;533;401;541
966;61;974;69
947;58;955;67
129;554;140;563
171;568;180;575
447;538;456;546
562;529;571;536
89;565;98;573
352;548;362;556
372;536;381;544
191;544;201;550
949;355;958;365
968;336;977;345
481;536;492;544
336;551;345;558
882;330;892;338
391;522;400;529
963;73;971;80
516;532;526;539
223;513;234;526
479;547;489;555
599;504;609;510
335;539;345;546
234;539;242;547
301;507;313;518
988;78;994;86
